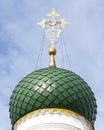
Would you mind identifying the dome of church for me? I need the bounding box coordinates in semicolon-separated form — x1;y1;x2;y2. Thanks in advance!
9;66;97;125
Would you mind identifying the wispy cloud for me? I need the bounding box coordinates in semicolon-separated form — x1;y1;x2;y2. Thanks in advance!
0;0;104;129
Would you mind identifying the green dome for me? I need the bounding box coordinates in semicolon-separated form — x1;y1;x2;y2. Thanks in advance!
9;67;97;125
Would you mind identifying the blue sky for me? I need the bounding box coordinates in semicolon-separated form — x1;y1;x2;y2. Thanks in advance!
0;0;104;129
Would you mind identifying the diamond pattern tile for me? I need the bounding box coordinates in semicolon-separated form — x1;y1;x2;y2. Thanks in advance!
9;67;97;125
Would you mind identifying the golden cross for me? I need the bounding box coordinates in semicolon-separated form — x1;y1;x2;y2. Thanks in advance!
38;8;68;48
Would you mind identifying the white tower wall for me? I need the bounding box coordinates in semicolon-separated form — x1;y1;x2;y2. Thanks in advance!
13;109;93;130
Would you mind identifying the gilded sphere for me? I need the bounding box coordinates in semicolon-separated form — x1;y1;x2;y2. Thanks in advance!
48;48;56;55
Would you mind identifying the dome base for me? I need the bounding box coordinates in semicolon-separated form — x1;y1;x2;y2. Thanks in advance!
13;108;93;130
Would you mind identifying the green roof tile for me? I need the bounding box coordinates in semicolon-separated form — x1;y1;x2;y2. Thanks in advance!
9;67;97;125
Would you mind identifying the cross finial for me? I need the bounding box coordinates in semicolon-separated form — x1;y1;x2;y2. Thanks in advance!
38;8;68;67
38;8;68;48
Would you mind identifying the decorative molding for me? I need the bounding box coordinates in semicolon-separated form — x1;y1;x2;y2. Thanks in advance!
13;108;93;130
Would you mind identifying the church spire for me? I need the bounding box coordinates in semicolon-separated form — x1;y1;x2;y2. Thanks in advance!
38;8;68;67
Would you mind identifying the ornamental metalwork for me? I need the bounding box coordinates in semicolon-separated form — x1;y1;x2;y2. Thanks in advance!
38;8;68;48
